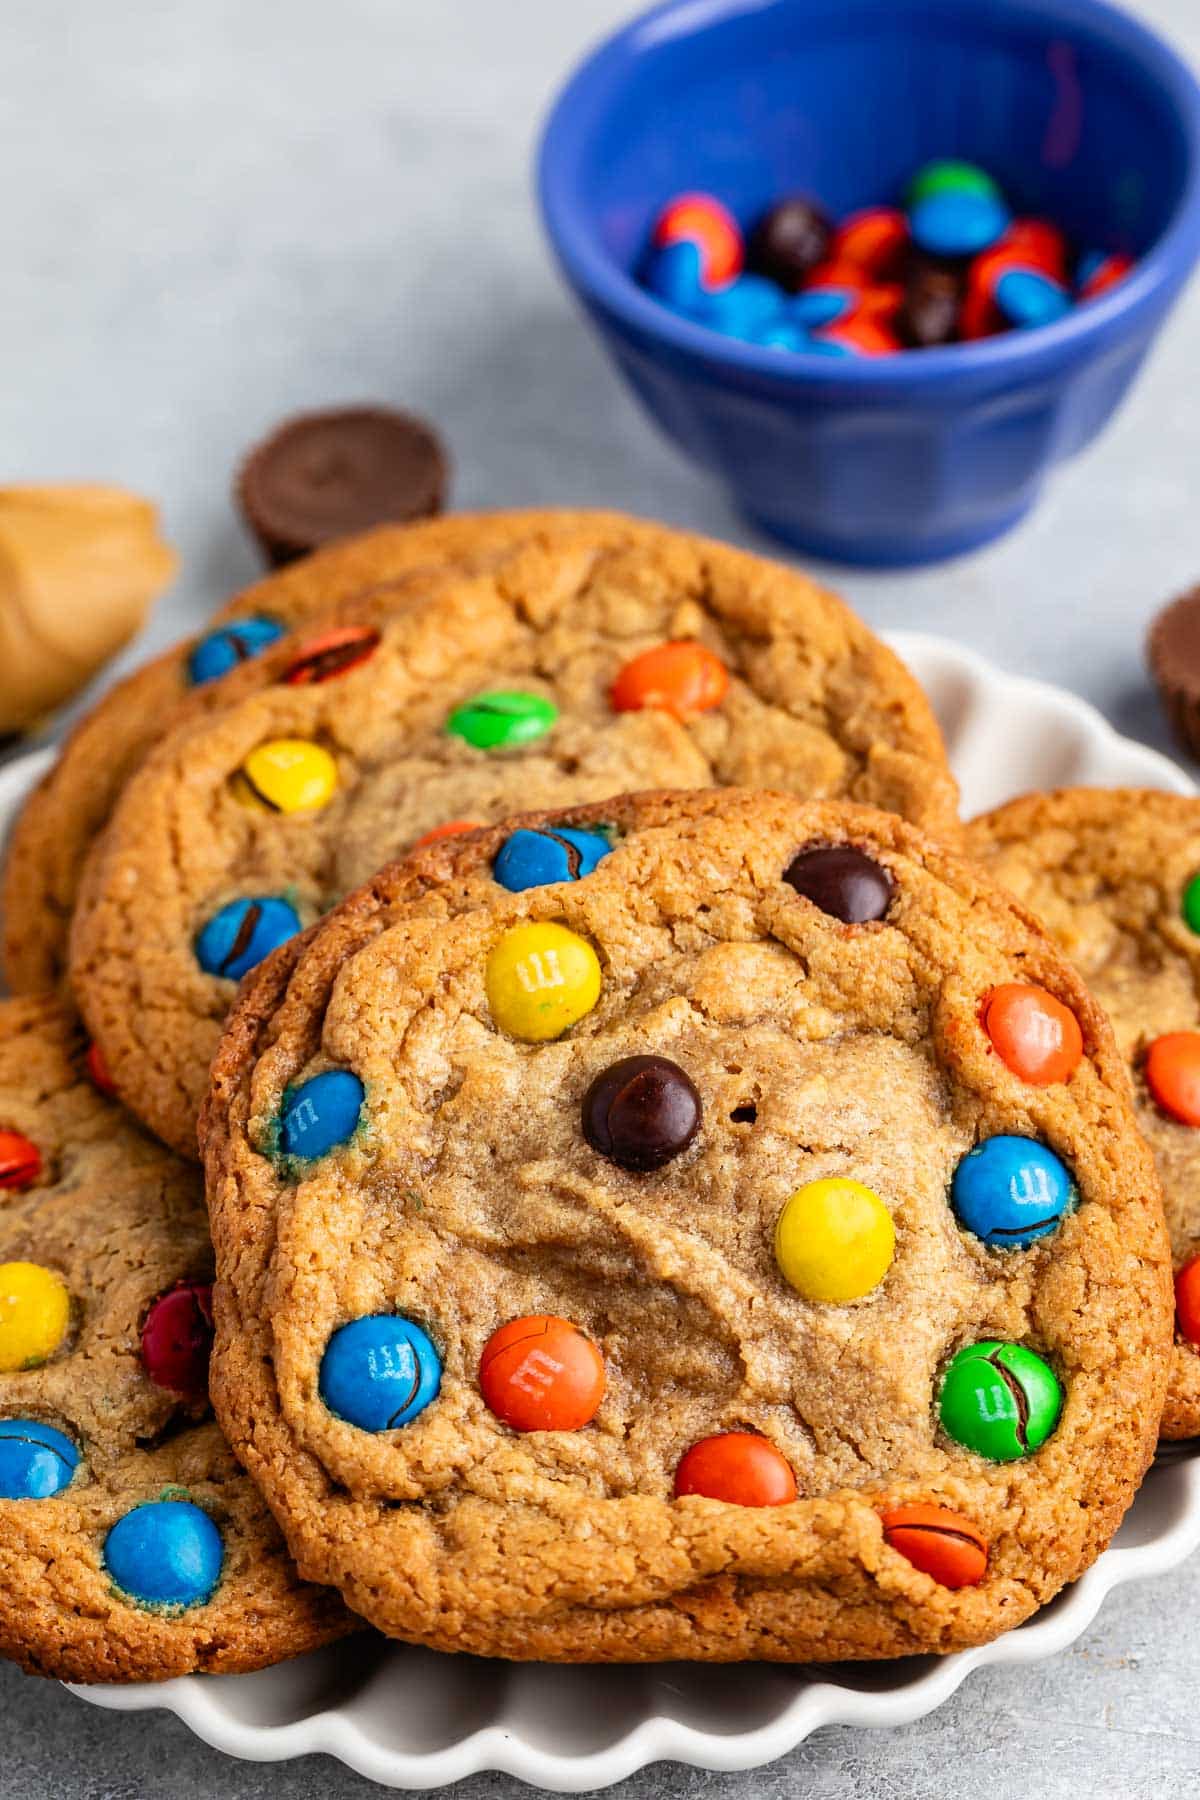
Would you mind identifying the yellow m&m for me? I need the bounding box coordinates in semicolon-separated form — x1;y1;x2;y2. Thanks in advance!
234;739;337;814
0;1261;70;1370
774;1178;894;1303
485;923;601;1042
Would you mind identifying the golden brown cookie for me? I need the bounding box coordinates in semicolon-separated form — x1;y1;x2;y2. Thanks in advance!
0;995;351;1682
68;520;958;1158
967;787;1200;1438
2;508;632;993
200;789;1170;1663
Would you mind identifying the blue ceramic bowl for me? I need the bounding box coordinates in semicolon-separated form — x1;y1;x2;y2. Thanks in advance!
538;0;1200;565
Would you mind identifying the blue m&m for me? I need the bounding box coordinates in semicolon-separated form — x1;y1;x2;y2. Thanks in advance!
194;896;301;980
279;1070;365;1159
492;827;611;893
909;189;1011;260
644;239;706;310
103;1500;223;1608
0;1419;79;1499
994;267;1072;330
951;1135;1077;1249
319;1315;442;1431
187;616;284;686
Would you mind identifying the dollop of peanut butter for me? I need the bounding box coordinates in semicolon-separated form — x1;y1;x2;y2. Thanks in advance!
0;484;177;731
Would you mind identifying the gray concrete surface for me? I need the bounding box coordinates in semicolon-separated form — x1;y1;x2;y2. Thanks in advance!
2;0;1200;1791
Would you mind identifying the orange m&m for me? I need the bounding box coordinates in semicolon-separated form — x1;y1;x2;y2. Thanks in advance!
1175;1254;1200;1345
981;984;1083;1086
673;1432;797;1507
652;194;744;287
411;820;482;851
880;1503;988;1588
1145;1032;1200;1126
610;642;729;719
479;1315;605;1432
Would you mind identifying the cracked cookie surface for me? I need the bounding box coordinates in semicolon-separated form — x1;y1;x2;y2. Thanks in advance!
967;786;1200;1437
68;518;957;1157
200;789;1169;1663
0;996;351;1681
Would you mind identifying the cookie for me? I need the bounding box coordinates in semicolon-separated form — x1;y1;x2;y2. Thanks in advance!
199;789;1170;1662
0;995;351;1681
68;519;958;1158
2;508;631;993
966;787;1200;1438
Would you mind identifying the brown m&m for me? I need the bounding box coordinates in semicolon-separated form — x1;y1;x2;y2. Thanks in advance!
581;1055;701;1172
783;845;894;923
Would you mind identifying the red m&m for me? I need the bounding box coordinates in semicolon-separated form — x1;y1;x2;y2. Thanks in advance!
673;1432;797;1506
480;1315;605;1432
652;193;743;288
0;1130;41;1192
880;1503;988;1588
1175;1254;1200;1345
141;1281;215;1398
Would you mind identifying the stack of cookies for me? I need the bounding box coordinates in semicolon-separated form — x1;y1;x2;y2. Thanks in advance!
0;509;1182;1680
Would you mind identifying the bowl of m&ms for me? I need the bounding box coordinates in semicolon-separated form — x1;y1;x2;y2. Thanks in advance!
538;0;1200;564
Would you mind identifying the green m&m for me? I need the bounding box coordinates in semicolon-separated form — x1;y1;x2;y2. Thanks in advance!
939;1340;1062;1461
446;691;557;751
1183;871;1200;935
906;159;1002;207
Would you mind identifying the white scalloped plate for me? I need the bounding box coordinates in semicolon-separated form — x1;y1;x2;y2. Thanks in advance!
2;631;1198;1793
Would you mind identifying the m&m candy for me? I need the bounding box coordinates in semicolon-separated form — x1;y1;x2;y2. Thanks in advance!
950;1135;1076;1248
651;193;744;288
103;1500;223;1609
86;1040;117;1098
790;287;858;330
319;1315;442;1431
747;196;832;291
1184;872;1200;935
234;739;338;814
939;1340;1062;1460
492;826;611;893
194;896;301;981
909;189;1010;261
279;1069;365;1158
880;1503;988;1588
0;1262;69;1371
673;1432;797;1506
691;274;785;340
783;845;893;923
282;624;381;686
610;642;728;718
141;1281;214;1398
898;258;963;349
775;1177;895;1303
411;820;482;850
187;616;284;686
1145;1032;1200;1127
0;1419;79;1500
1175;1253;1200;1345
1078;250;1134;301
980;983;1083;1086
643;238;706;309
828;207;909;281
581;1054;701;1172
994;267;1072;330
0;1129;41;1191
485;923;601;1042
480;1315;605;1432
907;160;1002;208
446;691;558;751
